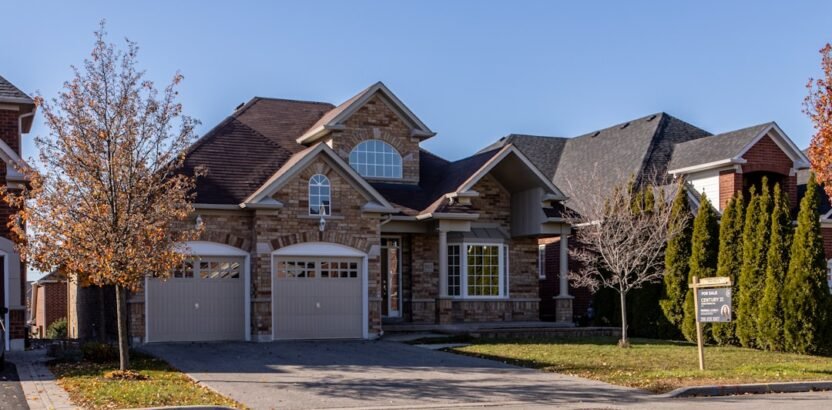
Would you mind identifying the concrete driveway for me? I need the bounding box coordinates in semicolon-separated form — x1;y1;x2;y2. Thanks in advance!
143;340;647;409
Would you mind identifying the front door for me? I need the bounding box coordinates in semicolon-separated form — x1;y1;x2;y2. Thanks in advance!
381;238;401;317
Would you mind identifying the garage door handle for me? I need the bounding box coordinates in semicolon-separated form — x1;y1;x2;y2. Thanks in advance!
195;303;200;310
316;302;321;308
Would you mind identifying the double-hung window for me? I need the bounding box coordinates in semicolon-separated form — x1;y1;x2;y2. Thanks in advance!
447;243;509;298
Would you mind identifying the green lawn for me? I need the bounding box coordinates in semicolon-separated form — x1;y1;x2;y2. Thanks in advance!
50;353;244;409
451;337;832;393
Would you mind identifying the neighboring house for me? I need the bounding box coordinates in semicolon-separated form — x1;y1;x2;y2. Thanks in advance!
83;81;571;344
0;75;35;351
29;271;68;338
490;113;813;318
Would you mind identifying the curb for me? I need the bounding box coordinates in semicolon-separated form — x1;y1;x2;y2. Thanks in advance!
661;381;832;398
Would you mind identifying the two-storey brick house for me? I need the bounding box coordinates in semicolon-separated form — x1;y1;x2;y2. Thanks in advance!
116;82;570;343
0;75;35;351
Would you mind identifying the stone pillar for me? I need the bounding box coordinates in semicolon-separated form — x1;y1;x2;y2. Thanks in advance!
554;232;574;324
558;234;569;298
436;228;452;323
438;229;448;297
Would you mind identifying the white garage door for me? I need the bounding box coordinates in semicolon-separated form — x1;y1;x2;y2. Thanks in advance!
146;257;245;342
273;256;363;339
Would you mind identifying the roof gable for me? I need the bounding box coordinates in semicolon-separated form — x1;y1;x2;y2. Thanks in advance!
244;143;395;211
296;82;434;144
0;74;34;105
668;122;809;174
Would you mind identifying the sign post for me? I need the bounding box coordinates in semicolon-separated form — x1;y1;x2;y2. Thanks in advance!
690;276;732;371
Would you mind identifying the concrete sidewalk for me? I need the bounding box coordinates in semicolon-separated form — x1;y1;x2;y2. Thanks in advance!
7;349;77;410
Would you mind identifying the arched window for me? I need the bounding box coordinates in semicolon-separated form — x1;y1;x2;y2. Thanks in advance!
309;174;331;215
349;140;403;179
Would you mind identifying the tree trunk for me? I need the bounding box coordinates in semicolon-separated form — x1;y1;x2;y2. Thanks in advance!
115;284;130;370
619;291;629;347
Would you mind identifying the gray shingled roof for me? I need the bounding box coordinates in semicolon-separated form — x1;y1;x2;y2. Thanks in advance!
495;113;712;215
0;74;34;104
667;123;772;172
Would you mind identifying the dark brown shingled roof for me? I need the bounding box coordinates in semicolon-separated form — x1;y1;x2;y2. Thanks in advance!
182;97;332;204
371;148;500;216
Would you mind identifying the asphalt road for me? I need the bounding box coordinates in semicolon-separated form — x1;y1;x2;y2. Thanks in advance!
0;361;29;410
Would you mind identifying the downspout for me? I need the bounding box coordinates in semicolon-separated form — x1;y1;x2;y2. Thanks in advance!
17;111;35;151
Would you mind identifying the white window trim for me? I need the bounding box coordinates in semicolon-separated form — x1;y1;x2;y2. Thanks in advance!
538;244;546;280
447;242;509;299
308;174;331;216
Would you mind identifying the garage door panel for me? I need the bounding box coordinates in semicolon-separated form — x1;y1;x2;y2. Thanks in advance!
147;256;245;342
273;256;363;340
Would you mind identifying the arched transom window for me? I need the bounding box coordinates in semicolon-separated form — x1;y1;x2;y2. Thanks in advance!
309;174;331;215
349;140;403;179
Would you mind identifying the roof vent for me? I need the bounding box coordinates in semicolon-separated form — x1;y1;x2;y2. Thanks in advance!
234;102;245;112
647;114;658;121
591;131;600;137
621;122;630;129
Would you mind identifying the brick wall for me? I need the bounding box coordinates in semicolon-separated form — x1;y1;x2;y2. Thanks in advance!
718;170;743;211
538;237;592;321
328;94;420;184
740;135;798;209
43;282;68;332
265;158;382;335
407;174;541;323
822;227;832;259
126;211;254;342
0;107;26;343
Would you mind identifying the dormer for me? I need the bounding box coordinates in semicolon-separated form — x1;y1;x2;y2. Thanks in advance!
297;82;435;184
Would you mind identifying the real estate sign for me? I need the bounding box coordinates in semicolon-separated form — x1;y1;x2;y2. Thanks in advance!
696;287;732;323
690;276;732;371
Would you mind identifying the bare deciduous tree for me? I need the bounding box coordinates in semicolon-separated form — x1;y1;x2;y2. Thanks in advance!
565;170;687;347
2;23;201;372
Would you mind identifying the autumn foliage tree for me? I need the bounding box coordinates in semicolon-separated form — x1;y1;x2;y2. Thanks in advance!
806;44;832;198
2;24;200;371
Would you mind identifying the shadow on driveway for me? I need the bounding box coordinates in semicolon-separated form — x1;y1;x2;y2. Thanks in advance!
143;340;647;409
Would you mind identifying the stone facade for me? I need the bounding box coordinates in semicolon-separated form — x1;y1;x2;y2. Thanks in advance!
327;94;421;184
402;175;542;324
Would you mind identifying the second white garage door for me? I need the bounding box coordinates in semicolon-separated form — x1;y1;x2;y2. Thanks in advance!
273;256;363;339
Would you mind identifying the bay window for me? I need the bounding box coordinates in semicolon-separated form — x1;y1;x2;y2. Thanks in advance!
446;243;509;298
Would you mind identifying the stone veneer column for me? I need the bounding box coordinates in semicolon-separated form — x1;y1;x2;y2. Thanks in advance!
436;228;452;323
553;232;574;324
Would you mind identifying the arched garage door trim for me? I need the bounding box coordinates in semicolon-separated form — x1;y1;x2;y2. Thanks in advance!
145;240;251;342
271;242;368;340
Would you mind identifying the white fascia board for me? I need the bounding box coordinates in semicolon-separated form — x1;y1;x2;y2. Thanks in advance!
361;202;398;213
193;203;244;210
762;123;811;168
415;212;480;221
668;158;746;176
296;82;433;144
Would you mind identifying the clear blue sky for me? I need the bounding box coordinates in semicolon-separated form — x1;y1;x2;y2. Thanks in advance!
2;0;832;161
